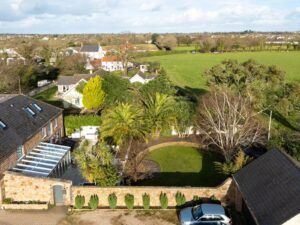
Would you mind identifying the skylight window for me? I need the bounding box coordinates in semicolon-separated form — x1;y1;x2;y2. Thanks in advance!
32;103;42;112
24;107;36;117
0;120;6;130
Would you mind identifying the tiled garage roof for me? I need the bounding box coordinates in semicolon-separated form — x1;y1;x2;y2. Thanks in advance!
233;150;300;225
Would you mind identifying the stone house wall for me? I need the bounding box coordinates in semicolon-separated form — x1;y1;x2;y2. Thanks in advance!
0;152;18;175
23;113;64;155
0;113;63;176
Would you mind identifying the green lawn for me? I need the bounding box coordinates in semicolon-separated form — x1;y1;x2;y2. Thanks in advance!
138;146;225;187
143;51;300;89
33;86;64;108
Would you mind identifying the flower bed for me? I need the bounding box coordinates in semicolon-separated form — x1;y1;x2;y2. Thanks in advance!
2;199;49;210
2;203;49;210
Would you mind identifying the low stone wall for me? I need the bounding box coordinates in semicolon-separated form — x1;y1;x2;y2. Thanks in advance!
146;141;200;152
2;203;49;210
72;179;232;207
3;171;72;205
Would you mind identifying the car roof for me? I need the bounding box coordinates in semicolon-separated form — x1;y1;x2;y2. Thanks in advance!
201;204;225;215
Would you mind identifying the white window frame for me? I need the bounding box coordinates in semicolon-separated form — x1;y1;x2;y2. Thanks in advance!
53;118;58;128
47;123;52;136
42;127;47;138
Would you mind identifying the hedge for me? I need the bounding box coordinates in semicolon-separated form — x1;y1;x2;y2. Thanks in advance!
64;115;101;135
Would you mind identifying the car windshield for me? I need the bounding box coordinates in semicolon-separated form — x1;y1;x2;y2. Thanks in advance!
192;205;203;220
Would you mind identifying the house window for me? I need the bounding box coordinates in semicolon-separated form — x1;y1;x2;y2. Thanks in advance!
32;103;42;112
42;127;47;138
75;98;80;105
47;123;52;136
24;106;36;117
17;146;24;160
53;118;58;128
0;120;6;130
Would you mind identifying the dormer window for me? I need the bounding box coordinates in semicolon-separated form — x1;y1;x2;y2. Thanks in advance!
0;120;6;130
32;103;42;112
24;106;36;117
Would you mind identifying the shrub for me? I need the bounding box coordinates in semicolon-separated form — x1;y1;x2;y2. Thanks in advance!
210;195;220;204
108;193;117;209
64;115;101;135
159;193;168;209
124;194;134;209
88;194;99;210
142;193;150;210
214;150;250;175
3;198;13;204
193;195;202;204
175;192;186;206
75;195;85;209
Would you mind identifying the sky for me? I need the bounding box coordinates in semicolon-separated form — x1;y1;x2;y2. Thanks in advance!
0;0;299;34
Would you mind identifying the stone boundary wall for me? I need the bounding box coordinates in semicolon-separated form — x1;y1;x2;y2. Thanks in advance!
71;179;232;207
2;172;72;205
1;172;232;208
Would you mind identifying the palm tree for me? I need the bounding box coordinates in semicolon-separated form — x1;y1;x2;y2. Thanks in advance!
73;142;119;186
101;103;148;172
143;93;176;138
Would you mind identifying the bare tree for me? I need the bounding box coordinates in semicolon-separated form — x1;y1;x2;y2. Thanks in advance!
156;35;177;50
195;91;266;163
118;42;134;77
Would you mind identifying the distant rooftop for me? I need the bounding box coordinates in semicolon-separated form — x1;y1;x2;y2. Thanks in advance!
80;44;100;52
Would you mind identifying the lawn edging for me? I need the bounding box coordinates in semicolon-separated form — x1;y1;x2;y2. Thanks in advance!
146;141;200;152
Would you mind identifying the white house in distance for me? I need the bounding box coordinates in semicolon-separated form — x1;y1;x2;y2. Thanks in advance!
129;71;156;84
57;74;96;108
101;56;124;71
80;44;105;60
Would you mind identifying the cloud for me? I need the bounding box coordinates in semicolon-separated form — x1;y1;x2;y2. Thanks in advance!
0;0;298;33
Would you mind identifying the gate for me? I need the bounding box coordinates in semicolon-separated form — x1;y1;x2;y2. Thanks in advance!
53;185;64;205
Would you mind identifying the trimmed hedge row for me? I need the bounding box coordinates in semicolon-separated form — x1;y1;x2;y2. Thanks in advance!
74;193;219;210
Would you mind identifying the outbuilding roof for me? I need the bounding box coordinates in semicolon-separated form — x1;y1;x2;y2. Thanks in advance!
80;44;100;52
233;150;300;225
0;95;62;164
57;74;95;85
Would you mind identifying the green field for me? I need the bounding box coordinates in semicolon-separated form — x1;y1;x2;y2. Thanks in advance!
143;51;300;89
138;146;225;187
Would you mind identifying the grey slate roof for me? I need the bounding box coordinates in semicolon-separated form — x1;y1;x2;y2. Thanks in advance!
57;74;95;85
80;44;99;52
0;95;63;163
57;70;108;86
136;71;156;79
233;150;300;225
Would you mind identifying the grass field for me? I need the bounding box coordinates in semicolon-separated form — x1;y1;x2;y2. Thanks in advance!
139;146;225;187
143;51;300;89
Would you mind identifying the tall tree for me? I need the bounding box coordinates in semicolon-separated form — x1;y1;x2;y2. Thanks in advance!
143;93;176;138
101;103;147;172
195;91;266;163
156;35;177;50
139;73;176;99
73;142;119;186
102;74;133;107
82;75;106;111
173;98;195;138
